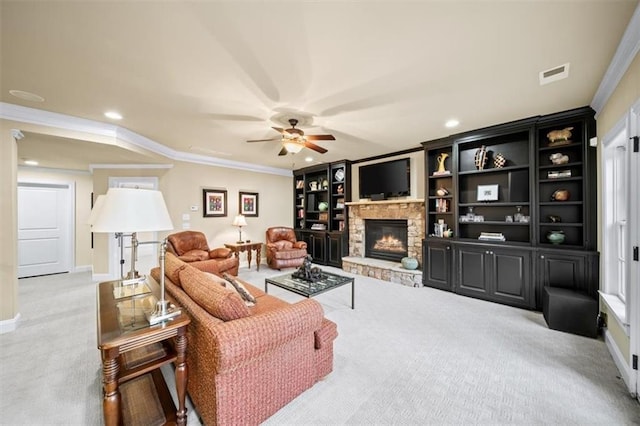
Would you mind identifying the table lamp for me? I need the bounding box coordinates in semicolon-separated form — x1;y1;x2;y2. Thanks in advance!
232;214;247;243
91;188;180;324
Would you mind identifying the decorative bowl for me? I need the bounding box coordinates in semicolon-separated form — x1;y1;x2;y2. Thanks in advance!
551;189;570;201
401;257;419;270
546;230;565;245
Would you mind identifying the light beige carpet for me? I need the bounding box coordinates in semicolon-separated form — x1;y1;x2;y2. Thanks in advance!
1;265;638;425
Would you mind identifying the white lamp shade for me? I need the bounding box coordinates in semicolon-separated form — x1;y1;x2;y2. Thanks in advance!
232;214;247;227
283;140;303;153
87;194;106;226
91;188;174;233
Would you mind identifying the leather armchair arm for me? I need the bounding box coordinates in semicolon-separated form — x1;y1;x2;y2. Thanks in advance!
209;247;232;259
208;299;324;371
293;241;307;250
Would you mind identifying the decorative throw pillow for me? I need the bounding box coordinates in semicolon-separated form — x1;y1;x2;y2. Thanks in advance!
179;267;250;321
222;273;257;306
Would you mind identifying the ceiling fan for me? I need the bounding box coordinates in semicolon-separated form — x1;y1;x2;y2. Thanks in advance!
247;119;335;156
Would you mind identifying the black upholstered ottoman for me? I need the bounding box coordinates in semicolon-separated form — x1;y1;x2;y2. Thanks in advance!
543;287;598;338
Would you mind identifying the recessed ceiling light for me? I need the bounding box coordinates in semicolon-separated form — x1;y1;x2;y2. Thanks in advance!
445;119;460;128
104;111;123;120
24;160;39;166
9;90;44;102
305;156;313;162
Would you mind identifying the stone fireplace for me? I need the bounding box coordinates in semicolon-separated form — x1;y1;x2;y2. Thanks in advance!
343;199;425;286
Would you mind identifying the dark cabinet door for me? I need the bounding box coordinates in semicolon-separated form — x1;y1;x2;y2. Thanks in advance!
490;247;532;308
455;243;533;308
309;232;327;264
327;232;343;267
424;239;453;291
535;249;598;309
455;245;491;299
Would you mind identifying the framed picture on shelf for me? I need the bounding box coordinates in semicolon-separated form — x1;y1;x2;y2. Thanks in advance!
203;189;227;217
477;184;499;201
239;191;259;217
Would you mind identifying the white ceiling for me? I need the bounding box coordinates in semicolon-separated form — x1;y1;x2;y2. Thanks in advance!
1;1;637;172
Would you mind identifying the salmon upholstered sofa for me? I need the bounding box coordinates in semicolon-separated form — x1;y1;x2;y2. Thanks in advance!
150;253;338;425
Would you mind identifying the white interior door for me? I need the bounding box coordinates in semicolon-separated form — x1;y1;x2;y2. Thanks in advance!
17;182;73;278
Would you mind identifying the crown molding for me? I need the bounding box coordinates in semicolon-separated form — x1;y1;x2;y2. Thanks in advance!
591;2;640;116
18;165;91;175
89;163;174;173
1;102;292;177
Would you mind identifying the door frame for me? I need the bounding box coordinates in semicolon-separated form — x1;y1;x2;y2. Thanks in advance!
630;100;640;401
17;180;75;277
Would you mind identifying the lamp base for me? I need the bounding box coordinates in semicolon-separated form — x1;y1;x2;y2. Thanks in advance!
146;300;181;325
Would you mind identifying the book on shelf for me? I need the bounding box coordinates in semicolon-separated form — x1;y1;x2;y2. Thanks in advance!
434;198;449;212
311;223;327;230
478;232;505;242
338;221;345;231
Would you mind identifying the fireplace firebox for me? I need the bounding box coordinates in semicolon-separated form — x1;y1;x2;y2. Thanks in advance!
365;219;408;262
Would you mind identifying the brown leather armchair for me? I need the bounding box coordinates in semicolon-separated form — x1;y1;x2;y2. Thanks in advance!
265;226;308;270
166;230;239;276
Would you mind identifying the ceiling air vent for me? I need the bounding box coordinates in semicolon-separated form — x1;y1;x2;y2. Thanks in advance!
539;63;570;85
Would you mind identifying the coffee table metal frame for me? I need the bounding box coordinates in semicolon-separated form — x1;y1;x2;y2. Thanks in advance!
265;271;354;309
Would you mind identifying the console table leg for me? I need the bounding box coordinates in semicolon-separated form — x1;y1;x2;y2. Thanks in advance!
175;332;188;426
102;349;121;426
246;248;253;269
256;246;261;271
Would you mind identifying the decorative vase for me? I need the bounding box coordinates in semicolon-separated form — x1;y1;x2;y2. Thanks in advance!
493;153;506;168
547;230;565;245
474;145;488;170
318;201;328;211
401;257;419;270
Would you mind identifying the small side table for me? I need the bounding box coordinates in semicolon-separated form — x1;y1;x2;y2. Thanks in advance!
97;277;190;426
224;242;262;271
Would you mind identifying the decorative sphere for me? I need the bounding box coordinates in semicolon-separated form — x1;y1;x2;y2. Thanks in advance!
401;257;419;270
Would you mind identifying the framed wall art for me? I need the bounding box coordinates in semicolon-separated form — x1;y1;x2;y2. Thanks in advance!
239;191;259;217
477;184;499;202
203;189;227;217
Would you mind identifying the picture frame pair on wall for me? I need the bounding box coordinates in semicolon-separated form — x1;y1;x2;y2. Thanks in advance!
202;189;259;217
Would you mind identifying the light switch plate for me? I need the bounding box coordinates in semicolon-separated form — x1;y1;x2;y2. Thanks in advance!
182;213;190;221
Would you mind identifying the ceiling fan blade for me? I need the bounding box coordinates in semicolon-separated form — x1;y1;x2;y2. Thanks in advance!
305;134;335;141
304;141;328;154
278;146;288;156
271;127;286;134
246;137;280;142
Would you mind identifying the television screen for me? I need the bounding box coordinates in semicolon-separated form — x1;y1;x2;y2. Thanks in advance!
359;158;410;199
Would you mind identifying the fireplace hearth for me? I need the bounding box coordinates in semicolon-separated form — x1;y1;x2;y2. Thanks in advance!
365;219;408;262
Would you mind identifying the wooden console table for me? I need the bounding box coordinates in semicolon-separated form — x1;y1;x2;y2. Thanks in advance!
224;241;262;270
96;276;190;426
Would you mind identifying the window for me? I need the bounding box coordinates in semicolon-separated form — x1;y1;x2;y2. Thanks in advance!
601;116;635;330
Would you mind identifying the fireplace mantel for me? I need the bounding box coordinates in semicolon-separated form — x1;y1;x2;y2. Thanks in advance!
346;199;425;206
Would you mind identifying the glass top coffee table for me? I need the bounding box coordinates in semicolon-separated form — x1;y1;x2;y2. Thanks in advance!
265;271;354;309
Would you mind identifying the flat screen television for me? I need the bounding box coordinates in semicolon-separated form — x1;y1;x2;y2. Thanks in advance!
359;158;410;199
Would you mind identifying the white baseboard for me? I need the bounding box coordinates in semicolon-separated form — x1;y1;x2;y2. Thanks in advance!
74;265;92;273
604;328;633;393
0;313;21;334
92;272;114;282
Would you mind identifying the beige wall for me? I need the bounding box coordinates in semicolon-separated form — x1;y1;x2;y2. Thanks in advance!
90;161;293;275
596;51;640;365
0;123;19;323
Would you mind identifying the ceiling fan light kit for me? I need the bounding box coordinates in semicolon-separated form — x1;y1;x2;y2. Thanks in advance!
247;118;335;156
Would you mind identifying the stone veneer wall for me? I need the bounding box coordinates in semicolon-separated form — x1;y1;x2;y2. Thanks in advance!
346;199;426;266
